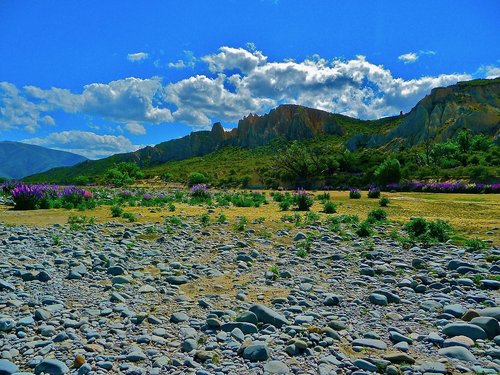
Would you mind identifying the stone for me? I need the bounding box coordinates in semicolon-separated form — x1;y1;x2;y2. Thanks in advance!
419;362;447;374
383;353;415;364
323;294;342;306
438;346;476;362
264;360;289;374
0;318;14;332
369;293;388;306
479;307;500;320
0;359;18;375
249;304;289;327
170;312;189;323
165;275;189;285
443;335;474;348
221;322;258;334
352;338;387;350
73;355;86;368
442;322;487;340
236;311;259;324
470;316;500;339
0;280;15;292
242;341;270;362
34;359;70;375
443;304;465;318
353;359;378;372
462;309;480;321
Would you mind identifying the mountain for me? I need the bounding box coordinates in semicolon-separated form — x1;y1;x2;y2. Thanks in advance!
346;78;500;149
0;141;87;179
26;77;499;184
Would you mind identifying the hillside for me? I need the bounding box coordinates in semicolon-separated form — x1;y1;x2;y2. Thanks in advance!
0;141;87;179
26;78;500;185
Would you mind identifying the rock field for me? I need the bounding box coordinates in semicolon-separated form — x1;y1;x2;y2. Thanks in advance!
0;218;499;374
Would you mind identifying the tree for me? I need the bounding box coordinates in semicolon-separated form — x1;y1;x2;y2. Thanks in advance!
188;172;208;186
374;158;401;185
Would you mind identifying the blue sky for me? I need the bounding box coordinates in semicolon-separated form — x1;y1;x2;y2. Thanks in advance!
1;0;499;159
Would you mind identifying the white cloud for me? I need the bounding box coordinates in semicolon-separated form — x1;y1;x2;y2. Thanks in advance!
24;77;173;124
201;46;267;73
125;122;146;135
168;50;196;69
398;52;418;64
23;131;143;159
398;50;436;64
483;65;500;79
127;52;149;62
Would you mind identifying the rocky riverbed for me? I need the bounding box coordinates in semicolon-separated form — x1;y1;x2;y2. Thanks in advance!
0;219;499;374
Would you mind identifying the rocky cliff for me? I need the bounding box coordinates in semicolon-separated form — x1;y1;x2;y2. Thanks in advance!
346;78;500;150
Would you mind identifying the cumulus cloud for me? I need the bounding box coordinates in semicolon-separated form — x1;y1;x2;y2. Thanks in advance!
482;65;500;79
125;122;146;135
25;77;172;123
0;46;476;136
201;46;267;73
398;52;418;64
127;52;149;62
168;50;196;69
23;131;143;159
398;50;436;64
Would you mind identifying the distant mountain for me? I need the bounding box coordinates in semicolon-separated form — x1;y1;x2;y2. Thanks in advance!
0;141;87;179
26;77;499;184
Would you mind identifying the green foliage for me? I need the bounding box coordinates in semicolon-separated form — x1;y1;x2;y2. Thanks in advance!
216;213;227;223
379;196;390;207
323;201;337;214
405;217;452;243
67;214;95;230
279;200;291;211
161;172;173;182
292;190;314;211
104;162;143;187
188;172;208;186
367;209;387;223
464;238;487;251
356;220;372;237
374;158;401;185
73;175;90;185
122;212;137;222
296;248;308;258
304;211;320;225
317;192;330;201
233;216;248;231
111;205;123;217
199;213;211;226
53;235;61;245
349;189;361;199
269;265;280;276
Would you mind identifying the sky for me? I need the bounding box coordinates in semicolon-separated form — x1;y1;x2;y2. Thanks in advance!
0;0;499;159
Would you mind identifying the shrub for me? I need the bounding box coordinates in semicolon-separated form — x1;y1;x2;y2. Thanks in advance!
296;249;308;258
349;188;361;199
405;217;428;238
293;188;313;211
356;220;372;237
379;196;390;207
191;184;210;198
317;192;330;202
200;214;211;226
323;201;337;214
405;217;452;243
367;209;387;223
305;211;320;225
367;187;380;198
279;200;291;211
233;216;248;231
217;213;227;223
111;205;123;217
374;158;401;185
122;212;136;222
188;172;208;186
464;238;487;251
427;219;452;242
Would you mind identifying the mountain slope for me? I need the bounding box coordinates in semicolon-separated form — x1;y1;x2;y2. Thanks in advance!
26;78;500;184
0;142;87;179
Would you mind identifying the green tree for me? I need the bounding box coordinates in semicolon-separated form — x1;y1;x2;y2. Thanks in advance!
374;158;401;185
188;172;208;186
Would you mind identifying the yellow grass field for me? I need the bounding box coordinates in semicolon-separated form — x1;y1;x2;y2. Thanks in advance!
0;191;498;245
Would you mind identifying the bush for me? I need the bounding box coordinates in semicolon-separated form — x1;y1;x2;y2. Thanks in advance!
379;196;390;207
323;201;337;214
200;214;211;226
317;192;330;202
233;216;248;231
217;213;227;223
191;184;210;198
405;217;453;243
367;187;380;198
111;205;123;217
356;220;372;237
367;209;387;223
405;217;428;238
464;238;486;251
293;189;314;211
122;212;136;222
374;158;401;185
188;172;208;186
279;200;291;211
349;188;361;199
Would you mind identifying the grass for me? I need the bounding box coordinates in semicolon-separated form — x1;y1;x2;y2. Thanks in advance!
0;190;498;244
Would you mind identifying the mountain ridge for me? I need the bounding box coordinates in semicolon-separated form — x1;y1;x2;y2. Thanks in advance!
0;141;87;179
25;77;500;183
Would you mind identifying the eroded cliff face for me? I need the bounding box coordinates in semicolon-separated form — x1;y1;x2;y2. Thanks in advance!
386;80;500;146
131;105;346;165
